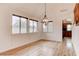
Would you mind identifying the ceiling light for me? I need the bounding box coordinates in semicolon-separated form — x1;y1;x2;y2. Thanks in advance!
41;3;52;25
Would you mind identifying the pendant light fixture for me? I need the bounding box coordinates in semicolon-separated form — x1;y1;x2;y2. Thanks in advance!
42;3;49;25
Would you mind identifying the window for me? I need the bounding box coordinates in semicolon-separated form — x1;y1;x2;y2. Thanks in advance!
29;20;34;32
43;23;48;32
67;24;72;31
29;20;38;33
12;15;28;34
43;21;53;32
21;18;27;33
48;22;53;32
12;15;20;34
33;21;38;32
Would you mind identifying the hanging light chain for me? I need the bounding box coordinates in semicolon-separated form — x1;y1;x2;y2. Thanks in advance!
45;3;46;17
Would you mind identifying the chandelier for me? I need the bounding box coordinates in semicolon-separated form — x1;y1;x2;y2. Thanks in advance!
42;3;50;25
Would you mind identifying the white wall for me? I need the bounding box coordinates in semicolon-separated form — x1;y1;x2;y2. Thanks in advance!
72;25;79;56
0;4;62;52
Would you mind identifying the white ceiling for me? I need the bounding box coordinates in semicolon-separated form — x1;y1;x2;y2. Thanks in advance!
1;3;75;20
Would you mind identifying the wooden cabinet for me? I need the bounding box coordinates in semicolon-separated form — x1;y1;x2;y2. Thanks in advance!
63;31;72;37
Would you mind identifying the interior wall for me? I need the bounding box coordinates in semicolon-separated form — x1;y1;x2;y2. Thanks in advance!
72;25;79;56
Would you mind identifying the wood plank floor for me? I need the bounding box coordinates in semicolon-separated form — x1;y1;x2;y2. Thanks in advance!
0;38;76;56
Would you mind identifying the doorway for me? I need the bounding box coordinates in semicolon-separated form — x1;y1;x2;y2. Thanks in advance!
62;20;72;40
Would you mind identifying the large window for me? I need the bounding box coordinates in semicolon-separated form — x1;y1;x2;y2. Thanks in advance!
12;15;28;34
12;14;38;34
21;18;27;33
29;20;38;33
43;23;48;32
29;20;34;32
12;15;20;34
33;21;38;32
47;22;53;32
43;21;53;32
